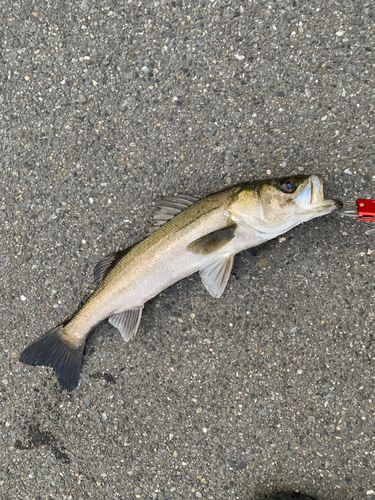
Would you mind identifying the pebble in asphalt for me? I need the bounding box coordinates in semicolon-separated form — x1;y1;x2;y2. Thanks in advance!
1;1;375;499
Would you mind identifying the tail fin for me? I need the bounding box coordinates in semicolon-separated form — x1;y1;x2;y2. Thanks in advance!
20;325;85;391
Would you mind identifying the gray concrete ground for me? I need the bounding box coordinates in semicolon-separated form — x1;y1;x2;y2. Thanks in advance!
1;0;374;499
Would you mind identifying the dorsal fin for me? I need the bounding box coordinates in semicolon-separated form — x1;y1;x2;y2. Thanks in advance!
94;246;133;285
148;194;200;234
95;194;201;281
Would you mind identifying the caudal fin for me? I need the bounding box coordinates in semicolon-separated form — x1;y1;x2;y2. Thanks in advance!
20;325;85;391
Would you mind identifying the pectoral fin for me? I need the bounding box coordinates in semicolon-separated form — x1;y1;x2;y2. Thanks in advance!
199;254;234;298
187;224;237;255
109;306;143;342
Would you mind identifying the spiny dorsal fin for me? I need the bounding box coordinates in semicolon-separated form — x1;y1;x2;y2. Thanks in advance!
148;194;201;234
94;246;133;285
187;224;237;255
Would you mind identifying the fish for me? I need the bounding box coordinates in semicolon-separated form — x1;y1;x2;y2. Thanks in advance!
20;174;342;390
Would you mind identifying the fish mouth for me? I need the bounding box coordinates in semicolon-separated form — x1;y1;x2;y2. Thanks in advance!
292;174;342;214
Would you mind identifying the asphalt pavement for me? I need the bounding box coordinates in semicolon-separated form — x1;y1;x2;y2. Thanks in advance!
1;1;375;499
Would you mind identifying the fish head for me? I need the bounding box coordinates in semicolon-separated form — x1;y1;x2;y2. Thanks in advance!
229;174;342;238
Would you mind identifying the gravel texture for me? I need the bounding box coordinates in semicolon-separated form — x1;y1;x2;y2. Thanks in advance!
1;1;375;499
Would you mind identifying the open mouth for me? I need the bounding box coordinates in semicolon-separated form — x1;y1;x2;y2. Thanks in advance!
293;174;342;212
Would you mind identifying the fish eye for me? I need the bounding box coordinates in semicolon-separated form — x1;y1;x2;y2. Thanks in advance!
280;179;296;193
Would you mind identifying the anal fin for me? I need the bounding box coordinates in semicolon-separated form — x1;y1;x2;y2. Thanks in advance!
199;254;234;298
109;306;143;342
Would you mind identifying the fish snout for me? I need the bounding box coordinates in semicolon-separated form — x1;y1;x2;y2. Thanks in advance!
309;174;324;204
333;199;343;209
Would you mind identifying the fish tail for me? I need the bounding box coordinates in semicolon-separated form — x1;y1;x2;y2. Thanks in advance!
20;324;85;391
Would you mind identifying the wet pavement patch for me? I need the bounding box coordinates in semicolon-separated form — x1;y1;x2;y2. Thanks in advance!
89;371;116;384
14;424;70;464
